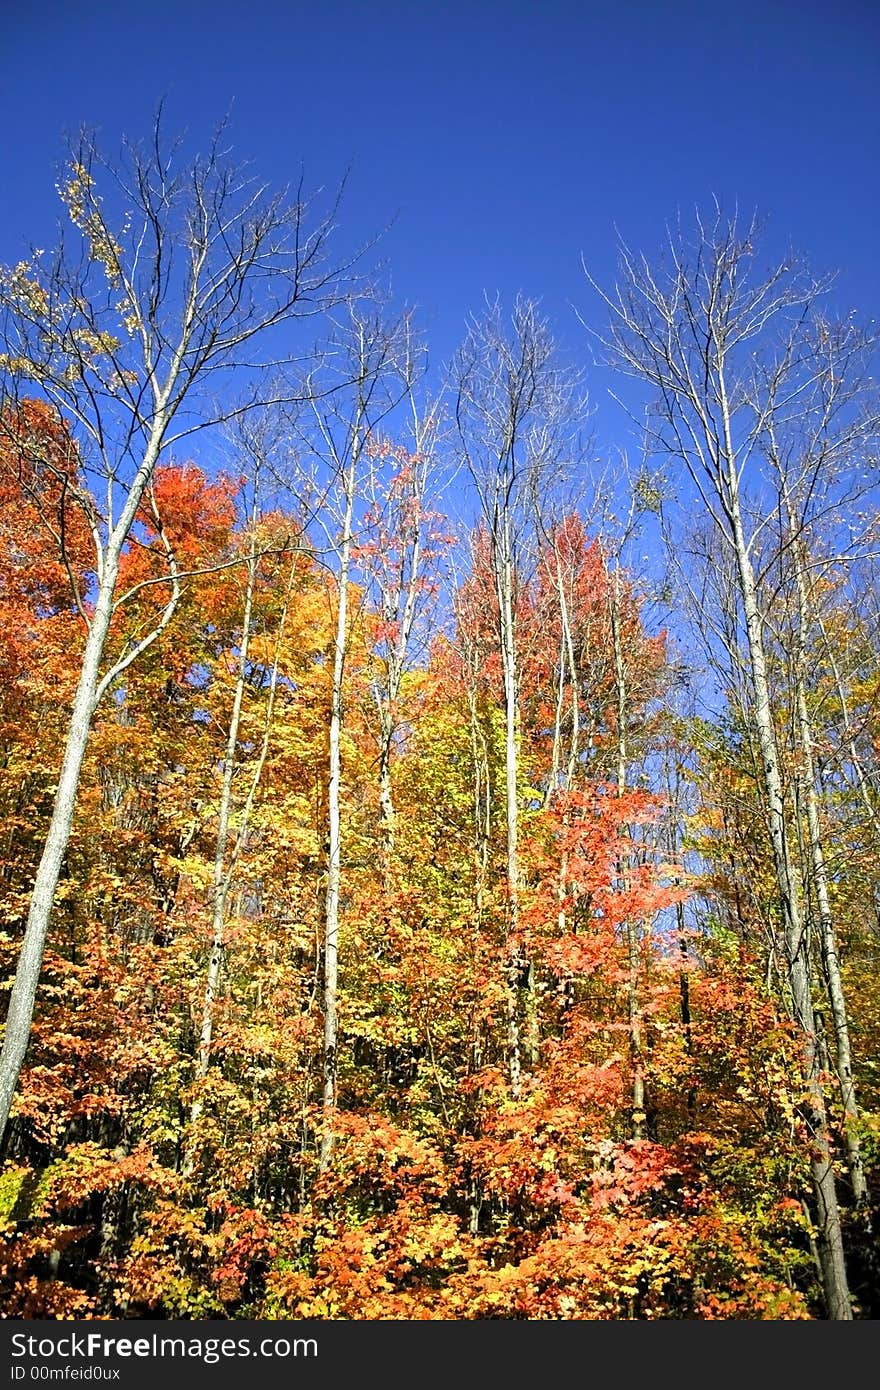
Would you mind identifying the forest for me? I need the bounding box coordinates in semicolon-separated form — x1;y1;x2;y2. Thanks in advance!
0;124;878;1322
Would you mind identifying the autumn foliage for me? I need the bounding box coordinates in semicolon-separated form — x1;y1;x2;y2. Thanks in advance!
0;402;877;1321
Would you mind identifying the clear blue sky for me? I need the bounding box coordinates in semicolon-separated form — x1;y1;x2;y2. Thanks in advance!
2;0;878;460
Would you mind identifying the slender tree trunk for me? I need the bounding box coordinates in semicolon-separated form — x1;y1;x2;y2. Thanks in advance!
552;544;580;935
495;507;525;1093
0;578;115;1141
722;417;852;1317
465;680;492;919
183;543;257;1176
549;627;566;802
0;413;170;1145
818;620;880;842
601;213;856;1316
610;572;645;1140
377;717;395;863
789;539;867;1205
664;791;696;1117
320;474;355;1171
182;533;297;1180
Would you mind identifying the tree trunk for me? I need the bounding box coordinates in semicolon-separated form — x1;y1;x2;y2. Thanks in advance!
610;572;645;1140
724;443;852;1318
465;679;491;920
789;541;867;1205
320;475;355;1171
377;708;395;868
495;506;525;1093
183;544;257;1177
0;577;115;1141
552;542;580;935
600;214;856;1317
0;413;170;1145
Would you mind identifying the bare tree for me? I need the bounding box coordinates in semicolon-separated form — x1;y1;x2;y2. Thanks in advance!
455;296;584;1094
449;541;497;923
593;210;861;1318
296;301;419;1169
657;298;876;1209
0;116;348;1145
354;357;444;865
760;346;878;1211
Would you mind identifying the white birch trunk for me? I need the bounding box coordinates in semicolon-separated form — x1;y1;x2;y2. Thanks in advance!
722;409;852;1317
788;537;867;1206
182;543;257;1176
495;507;524;1093
320;472;355;1171
0;417;169;1142
610;573;646;1140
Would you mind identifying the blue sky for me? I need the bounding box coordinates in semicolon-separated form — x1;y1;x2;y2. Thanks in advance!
2;0;878;466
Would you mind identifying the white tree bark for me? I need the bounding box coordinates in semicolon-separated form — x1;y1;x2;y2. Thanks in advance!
597;215;854;1317
305;304;415;1170
320;469;354;1171
495;503;524;1091
728;481;851;1317
0;120;344;1145
787;527;867;1206
0;416;169;1138
610;570;646;1140
455;299;584;1095
183;532;257;1176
